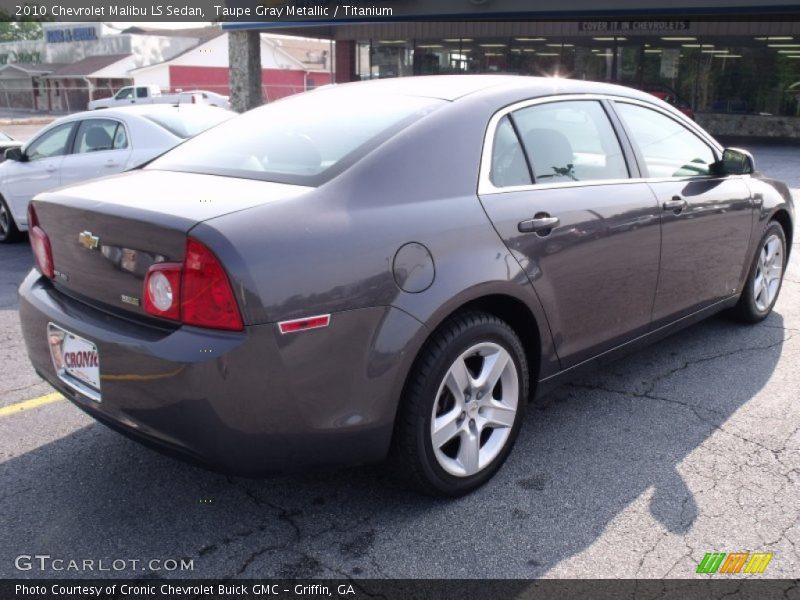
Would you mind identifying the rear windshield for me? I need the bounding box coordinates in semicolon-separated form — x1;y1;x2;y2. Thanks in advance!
147;88;445;186
143;108;233;139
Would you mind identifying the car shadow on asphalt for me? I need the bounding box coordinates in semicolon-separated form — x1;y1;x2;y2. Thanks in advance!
0;311;789;579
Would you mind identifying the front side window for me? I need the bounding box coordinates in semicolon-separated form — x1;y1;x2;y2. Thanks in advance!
512;100;629;184
26;123;74;160
115;88;133;100
73;119;127;153
149;89;444;186
615;103;716;178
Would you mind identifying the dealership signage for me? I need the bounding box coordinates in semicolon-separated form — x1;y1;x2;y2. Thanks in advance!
0;51;42;65
579;21;691;33
45;26;99;43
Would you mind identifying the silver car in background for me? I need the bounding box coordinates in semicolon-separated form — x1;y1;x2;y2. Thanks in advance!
0;104;234;243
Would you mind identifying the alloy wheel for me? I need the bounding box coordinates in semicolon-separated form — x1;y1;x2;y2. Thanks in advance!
753;233;784;312
430;342;519;477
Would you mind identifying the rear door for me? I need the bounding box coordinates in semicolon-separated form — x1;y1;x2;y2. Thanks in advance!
478;98;662;367
60;118;133;187
612;100;753;325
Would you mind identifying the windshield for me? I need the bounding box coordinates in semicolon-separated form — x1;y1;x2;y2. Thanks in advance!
143;108;234;139
147;88;445;186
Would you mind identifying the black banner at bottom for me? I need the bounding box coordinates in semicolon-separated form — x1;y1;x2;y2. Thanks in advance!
2;579;800;600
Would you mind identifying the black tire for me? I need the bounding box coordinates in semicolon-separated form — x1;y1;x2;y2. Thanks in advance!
0;195;22;244
392;311;529;497
730;220;787;323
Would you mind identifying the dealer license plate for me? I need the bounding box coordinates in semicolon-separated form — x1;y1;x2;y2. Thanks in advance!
48;323;101;400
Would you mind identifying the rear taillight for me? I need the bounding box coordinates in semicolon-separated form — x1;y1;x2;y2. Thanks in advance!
27;204;54;279
143;238;243;331
143;263;181;321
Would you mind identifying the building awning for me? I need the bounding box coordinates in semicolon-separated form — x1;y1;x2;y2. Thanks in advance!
0;63;67;77
45;54;133;79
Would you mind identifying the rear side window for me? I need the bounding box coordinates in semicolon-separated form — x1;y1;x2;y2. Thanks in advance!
615;102;716;178
137;87;148;98
490;116;531;187
512;100;629;184
148;89;445;186
73;119;127;153
142;109;233;139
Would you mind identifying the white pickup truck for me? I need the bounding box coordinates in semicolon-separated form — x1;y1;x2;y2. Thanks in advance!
87;85;230;110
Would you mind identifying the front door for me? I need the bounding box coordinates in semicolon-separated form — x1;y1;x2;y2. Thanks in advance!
479;99;662;367
613;101;753;325
4;121;75;223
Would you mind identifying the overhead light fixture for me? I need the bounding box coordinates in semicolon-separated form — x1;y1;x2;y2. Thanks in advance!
702;49;729;53
756;36;793;41
644;49;663;53
593;37;627;41
546;43;574;47
479;43;507;48
485;52;504;57
522;48;537;53
443;38;473;43
377;40;406;44
778;49;800;53
661;36;696;41
769;44;800;48
595;53;614;57
715;54;742;58
537;52;560;56
417;44;443;49
514;37;546;42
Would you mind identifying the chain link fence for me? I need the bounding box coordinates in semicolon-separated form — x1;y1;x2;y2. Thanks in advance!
0;81;324;115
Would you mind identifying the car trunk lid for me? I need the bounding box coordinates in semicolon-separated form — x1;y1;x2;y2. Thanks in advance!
33;169;311;322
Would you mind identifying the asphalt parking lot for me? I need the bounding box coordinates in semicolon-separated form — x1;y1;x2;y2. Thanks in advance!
0;141;798;580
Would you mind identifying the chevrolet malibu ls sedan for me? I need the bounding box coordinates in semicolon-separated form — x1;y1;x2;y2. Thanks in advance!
0;104;234;243
19;75;793;496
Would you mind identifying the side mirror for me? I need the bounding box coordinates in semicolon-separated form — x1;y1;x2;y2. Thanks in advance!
718;147;755;176
4;146;25;162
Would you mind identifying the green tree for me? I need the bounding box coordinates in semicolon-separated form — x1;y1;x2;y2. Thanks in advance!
0;8;44;42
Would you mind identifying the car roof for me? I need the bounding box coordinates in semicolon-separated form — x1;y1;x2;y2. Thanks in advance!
57;104;233;122
327;74;659;104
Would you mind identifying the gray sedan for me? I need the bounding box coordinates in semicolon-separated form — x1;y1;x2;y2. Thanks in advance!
19;75;794;496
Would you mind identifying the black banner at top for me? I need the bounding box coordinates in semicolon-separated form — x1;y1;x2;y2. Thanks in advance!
0;0;799;23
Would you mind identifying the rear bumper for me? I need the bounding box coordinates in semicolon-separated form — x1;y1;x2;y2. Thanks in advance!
19;270;423;475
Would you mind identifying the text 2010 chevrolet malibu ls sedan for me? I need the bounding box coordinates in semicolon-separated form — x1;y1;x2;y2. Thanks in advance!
19;75;794;496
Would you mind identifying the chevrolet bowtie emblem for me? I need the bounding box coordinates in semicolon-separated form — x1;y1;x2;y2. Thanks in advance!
78;231;99;250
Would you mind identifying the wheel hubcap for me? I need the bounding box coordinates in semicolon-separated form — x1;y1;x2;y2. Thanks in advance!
430;342;519;477
753;234;783;312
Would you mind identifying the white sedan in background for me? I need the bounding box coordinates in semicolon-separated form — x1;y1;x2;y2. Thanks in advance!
0;104;234;243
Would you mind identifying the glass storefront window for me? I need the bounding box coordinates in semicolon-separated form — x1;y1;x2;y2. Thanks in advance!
355;32;800;116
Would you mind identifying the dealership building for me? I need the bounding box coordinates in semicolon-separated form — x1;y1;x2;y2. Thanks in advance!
223;1;800;132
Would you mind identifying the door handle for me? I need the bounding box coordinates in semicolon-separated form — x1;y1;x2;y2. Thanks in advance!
105;160;118;168
662;196;687;213
518;214;560;235
45;165;56;173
